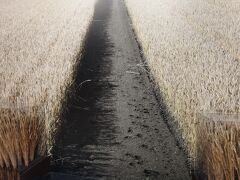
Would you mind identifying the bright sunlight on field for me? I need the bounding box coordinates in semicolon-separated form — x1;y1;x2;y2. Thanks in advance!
125;0;240;179
0;0;96;178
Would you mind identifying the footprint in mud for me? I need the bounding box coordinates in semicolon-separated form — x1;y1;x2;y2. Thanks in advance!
128;127;133;133
127;153;143;165
134;108;139;112
124;135;134;139
142;108;149;114
154;128;159;133
140;144;148;149
142;124;150;128
136;133;142;137
134;155;142;164
131;121;136;124
127;102;132;106
129;162;134;166
144;169;161;179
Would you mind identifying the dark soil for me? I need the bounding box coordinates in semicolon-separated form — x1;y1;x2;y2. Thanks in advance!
39;0;191;179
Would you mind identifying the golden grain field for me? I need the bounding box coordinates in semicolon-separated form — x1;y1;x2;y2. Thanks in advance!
0;0;96;176
125;0;240;179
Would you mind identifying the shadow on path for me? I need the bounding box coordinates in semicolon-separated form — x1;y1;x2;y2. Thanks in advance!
52;0;118;178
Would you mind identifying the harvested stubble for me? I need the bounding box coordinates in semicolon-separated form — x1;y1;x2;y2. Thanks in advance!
0;0;96;178
125;0;240;179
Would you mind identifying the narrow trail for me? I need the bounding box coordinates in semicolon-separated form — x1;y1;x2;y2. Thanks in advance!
47;0;191;179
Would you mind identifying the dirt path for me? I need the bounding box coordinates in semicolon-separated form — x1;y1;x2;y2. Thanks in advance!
46;0;191;179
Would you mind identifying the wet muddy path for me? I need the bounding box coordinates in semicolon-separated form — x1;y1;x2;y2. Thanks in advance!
47;0;191;179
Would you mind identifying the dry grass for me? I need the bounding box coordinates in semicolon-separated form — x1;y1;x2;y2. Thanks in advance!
125;0;240;179
0;0;96;177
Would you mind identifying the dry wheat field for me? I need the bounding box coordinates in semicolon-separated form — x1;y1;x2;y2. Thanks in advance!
0;0;96;178
0;0;239;179
125;0;240;179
